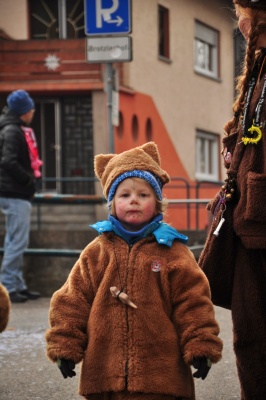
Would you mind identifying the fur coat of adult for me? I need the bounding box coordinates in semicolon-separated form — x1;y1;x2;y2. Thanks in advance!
221;71;266;249
0;283;10;333
202;56;266;399
46;232;222;399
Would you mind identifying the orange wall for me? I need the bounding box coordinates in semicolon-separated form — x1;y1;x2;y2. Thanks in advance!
115;91;220;231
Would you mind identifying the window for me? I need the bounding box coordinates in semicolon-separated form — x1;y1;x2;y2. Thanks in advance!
194;21;219;79
145;118;153;142
132;115;139;141
196;130;219;181
29;0;85;39
117;112;124;139
158;5;170;59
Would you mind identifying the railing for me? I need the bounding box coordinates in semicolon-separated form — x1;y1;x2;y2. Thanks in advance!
0;247;82;257
165;177;222;230
0;244;204;260
0;39;104;92
0;176;219;260
0;177;223;231
30;176;222;231
166;177;191;228
195;180;223;230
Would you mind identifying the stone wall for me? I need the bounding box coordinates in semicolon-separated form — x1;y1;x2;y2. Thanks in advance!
0;230;97;297
0;229;207;297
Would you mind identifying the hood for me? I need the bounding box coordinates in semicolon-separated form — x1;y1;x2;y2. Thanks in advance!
0;108;23;130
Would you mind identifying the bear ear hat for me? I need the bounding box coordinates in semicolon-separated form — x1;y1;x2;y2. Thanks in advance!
94;141;169;200
140;142;161;165
94;154;114;180
94;142;161;180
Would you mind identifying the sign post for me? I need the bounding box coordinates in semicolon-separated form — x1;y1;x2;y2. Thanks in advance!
84;0;132;153
106;63;114;153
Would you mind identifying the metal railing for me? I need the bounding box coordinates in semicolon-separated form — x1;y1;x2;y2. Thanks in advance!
195;180;223;230
31;176;222;231
165;177;222;230
0;177;221;259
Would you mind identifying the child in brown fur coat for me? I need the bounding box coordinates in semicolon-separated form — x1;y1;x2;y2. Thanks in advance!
0;282;10;333
46;142;223;400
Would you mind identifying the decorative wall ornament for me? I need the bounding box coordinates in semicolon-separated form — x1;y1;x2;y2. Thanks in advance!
44;54;60;71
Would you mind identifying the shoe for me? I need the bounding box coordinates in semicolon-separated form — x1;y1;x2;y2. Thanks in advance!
9;291;28;303
19;289;40;300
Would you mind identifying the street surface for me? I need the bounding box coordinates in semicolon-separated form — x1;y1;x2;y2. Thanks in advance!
0;298;240;400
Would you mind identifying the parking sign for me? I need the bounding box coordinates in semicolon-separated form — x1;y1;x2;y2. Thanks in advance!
84;0;132;36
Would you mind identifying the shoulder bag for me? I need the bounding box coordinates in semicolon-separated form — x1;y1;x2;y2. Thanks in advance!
198;134;246;310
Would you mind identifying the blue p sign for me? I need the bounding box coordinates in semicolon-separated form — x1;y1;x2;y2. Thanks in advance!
85;0;132;36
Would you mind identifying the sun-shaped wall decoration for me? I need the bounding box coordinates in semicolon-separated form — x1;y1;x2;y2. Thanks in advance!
44;54;60;71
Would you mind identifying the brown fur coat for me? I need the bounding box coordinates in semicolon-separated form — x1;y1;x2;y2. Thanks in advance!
46;233;222;399
0;283;10;333
226;74;266;249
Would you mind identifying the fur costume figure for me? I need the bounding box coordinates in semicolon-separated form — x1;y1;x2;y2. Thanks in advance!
199;2;266;398
46;142;223;400
0;282;10;332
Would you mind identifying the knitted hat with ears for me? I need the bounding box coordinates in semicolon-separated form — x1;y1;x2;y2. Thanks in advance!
234;0;266;9
94;142;170;202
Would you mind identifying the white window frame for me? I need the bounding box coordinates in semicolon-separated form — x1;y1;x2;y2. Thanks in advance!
196;130;219;181
194;20;219;79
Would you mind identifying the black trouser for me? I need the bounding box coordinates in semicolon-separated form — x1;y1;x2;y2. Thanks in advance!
232;239;266;400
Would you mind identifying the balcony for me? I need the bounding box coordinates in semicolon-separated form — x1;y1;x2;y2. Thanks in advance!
0;39;104;93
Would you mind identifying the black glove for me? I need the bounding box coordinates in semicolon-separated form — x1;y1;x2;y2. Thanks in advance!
192;357;212;380
57;358;76;379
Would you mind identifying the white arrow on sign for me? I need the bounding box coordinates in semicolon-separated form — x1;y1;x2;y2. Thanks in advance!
103;15;123;26
97;0;121;28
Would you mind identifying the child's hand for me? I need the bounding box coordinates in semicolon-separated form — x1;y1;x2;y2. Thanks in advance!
57;358;76;379
192;357;212;380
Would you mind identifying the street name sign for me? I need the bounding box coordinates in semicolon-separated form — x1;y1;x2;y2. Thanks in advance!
86;36;132;63
85;0;131;36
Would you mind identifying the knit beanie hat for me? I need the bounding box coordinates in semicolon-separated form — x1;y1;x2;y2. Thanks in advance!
94;142;170;202
234;0;266;9
7;90;35;116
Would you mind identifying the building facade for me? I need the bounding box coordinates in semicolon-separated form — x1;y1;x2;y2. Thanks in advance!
0;0;235;230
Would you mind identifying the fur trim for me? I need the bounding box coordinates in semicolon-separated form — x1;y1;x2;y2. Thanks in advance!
0;283;10;333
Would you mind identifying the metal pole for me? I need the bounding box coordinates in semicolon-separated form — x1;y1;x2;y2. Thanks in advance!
58;0;67;39
106;63;114;153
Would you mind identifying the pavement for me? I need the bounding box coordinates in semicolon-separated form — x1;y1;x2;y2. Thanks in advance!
0;298;241;400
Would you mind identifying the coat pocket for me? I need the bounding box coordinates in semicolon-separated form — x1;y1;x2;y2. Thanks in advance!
244;171;266;221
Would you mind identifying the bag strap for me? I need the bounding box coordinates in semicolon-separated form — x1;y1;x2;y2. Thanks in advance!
213;130;247;236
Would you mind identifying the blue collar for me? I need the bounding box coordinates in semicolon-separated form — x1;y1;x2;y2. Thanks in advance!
90;215;188;247
108;214;162;243
152;223;188;246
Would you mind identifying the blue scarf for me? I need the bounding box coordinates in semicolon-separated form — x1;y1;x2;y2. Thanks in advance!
108;214;163;244
90;214;188;247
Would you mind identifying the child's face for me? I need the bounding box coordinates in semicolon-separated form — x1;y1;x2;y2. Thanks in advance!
113;178;157;232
